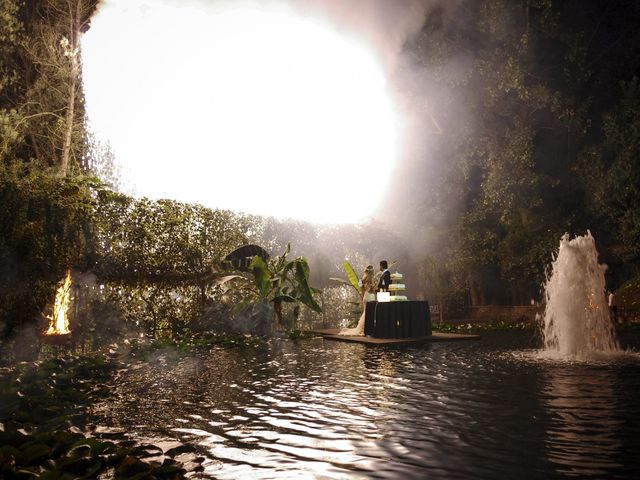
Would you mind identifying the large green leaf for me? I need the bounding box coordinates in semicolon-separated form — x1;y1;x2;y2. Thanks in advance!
250;256;271;298
344;260;360;292
281;259;296;276
294;261;322;312
211;274;246;287
296;256;310;280
275;243;291;271
329;277;353;287
273;294;297;303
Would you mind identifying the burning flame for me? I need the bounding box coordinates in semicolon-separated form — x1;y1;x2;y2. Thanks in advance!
45;270;72;335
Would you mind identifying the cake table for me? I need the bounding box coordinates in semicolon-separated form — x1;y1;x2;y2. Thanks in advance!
364;300;431;338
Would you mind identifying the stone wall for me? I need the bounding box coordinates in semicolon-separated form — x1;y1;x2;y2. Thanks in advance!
451;305;640;324
451;305;543;324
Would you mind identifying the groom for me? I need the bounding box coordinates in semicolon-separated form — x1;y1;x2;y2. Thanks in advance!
378;260;391;292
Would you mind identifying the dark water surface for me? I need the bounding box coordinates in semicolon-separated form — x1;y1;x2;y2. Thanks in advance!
93;332;640;479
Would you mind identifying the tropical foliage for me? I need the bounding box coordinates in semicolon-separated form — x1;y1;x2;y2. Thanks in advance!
249;243;321;326
330;260;362;293
382;0;640;308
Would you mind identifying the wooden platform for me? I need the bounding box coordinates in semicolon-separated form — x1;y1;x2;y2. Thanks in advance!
313;329;480;345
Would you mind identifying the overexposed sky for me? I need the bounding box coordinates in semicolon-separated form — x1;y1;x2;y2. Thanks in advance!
82;0;399;223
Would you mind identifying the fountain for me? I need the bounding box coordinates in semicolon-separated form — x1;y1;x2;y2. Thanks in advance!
541;231;619;360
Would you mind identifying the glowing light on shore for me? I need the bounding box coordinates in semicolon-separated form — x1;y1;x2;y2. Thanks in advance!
82;0;398;224
45;270;72;335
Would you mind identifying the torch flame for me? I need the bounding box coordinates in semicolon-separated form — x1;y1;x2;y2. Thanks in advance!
45;269;72;335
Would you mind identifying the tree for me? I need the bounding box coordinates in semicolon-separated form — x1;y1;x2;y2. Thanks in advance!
0;161;96;339
249;244;321;326
84;131;123;190
19;0;99;173
401;0;596;305
0;0;24;161
419;256;448;323
578;78;640;268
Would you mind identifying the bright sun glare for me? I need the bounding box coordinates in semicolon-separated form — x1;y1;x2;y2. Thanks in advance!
82;0;398;224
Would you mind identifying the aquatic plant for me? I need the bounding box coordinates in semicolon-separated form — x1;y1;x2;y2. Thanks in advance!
329;260;362;293
0;354;193;478
249;243;322;326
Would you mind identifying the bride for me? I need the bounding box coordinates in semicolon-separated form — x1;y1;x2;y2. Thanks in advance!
338;265;377;336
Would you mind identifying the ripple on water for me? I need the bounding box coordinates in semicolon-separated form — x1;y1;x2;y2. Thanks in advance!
92;332;640;479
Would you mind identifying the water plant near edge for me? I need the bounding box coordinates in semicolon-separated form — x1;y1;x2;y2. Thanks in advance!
249;243;322;326
329;260;362;293
330;259;399;293
329;260;366;326
0;355;191;479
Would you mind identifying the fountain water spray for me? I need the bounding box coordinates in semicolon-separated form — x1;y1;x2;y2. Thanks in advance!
541;231;619;360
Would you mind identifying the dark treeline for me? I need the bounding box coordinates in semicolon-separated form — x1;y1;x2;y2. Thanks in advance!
1;0;640;351
381;0;640;306
0;0;101;172
1;0;102;347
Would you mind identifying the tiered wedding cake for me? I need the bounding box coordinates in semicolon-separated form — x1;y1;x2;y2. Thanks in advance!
389;272;407;301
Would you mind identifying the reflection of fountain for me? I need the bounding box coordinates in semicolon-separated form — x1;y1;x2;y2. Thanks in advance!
541;232;619;360
543;366;623;476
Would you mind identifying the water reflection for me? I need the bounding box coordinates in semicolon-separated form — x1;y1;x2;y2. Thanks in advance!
91;333;640;479
542;365;624;477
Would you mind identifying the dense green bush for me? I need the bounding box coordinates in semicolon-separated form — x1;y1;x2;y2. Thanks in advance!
92;191;255;282
0;162;96;341
86;192;260;340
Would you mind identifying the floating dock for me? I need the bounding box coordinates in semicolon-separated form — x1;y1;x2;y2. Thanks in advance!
313;329;480;345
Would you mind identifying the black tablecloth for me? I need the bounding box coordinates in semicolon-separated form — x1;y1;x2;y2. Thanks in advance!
364;301;431;338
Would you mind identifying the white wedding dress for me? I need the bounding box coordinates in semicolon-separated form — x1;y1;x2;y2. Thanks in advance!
338;292;376;336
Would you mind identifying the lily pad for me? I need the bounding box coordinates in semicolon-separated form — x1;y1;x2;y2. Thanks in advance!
67;444;92;458
153;463;186;477
0;429;28;448
37;471;63;480
60;457;103;478
18;442;52;466
165;444;196;457
115;455;153;478
0;445;20;457
131;443;164;458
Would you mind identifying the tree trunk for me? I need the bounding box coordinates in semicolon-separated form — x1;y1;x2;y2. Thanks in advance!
469;276;481;306
60;72;76;176
437;293;444;324
60;2;80;176
273;299;283;325
321;289;326;328
199;284;206;309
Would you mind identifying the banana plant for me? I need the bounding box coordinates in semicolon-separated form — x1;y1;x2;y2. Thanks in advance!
330;259;399;293
330;260;362;294
249;243;321;325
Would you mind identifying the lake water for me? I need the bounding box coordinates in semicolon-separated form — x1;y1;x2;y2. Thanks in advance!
93;331;640;479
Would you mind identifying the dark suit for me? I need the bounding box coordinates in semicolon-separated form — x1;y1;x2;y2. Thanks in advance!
378;269;391;291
